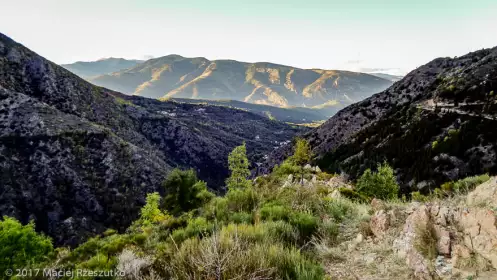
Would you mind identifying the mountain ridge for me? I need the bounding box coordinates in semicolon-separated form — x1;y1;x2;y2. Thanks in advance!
77;55;394;109
61;58;143;79
262;47;497;193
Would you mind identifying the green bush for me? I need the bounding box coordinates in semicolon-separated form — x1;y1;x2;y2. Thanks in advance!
338;187;370;203
452;174;490;193
184;217;214;238
289;212;319;241
229;212;253;224
160;231;323;280
439;174;490;195
411;191;430;202
225;187;259;213
0;216;53;273
325;198;355;222
260;203;290;221
140;192;170;225
356;162;399;200
163;169;214;214
272;160;301;178
263;221;298;245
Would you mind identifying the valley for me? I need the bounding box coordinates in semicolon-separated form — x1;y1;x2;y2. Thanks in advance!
1;28;497;280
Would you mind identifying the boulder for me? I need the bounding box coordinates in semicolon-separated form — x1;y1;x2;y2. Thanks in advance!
370;210;390;238
467;177;497;208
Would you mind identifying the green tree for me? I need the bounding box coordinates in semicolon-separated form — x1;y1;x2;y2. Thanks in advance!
288;138;312;184
140;192;169;224
163;169;214;214
226;143;252;190
356;162;399;200
290;138;312;166
0;216;53;274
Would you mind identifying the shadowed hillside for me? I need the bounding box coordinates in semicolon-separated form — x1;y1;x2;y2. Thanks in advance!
262;47;497;193
0;33;303;245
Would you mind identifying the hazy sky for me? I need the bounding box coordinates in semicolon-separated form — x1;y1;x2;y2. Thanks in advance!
2;0;496;75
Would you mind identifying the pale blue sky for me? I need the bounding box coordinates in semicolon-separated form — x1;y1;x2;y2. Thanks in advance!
1;0;496;75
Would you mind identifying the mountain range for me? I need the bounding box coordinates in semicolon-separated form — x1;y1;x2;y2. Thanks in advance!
0;33;303;245
62;56;394;110
61;58;143;79
263;47;497;194
3;31;497;249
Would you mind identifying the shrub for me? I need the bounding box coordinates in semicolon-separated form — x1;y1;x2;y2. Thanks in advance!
161;233;277;279
439;174;490;195
184;217;214;239
263;221;298;245
140;192;169;225
0;217;53;273
260;203;290;221
220;223;267;243
272;160;301;178
163;169;214;214
431;140;439;149
414;222;438;260
356;162;399;200
325;198;355;222
338;187;370;203
225;187;258;213
266;245;324;280
452;174;490;193
289;212;319;241
229;212;253;224
411;191;430;202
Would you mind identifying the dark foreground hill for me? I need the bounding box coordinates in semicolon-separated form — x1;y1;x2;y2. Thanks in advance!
263;47;497;193
0;33;303;245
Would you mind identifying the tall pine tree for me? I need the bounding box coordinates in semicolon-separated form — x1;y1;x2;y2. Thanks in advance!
226;143;252;190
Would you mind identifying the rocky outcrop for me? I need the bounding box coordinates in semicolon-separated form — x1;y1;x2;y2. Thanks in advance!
391;178;497;279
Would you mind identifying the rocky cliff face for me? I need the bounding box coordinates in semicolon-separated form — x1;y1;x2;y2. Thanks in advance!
0;33;303;246
88;55;393;108
264;47;497;193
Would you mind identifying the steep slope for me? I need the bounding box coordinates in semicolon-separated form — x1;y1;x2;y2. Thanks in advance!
170;98;330;123
0;33;303;245
264;47;497;193
368;73;404;82
88;56;393;108
61;58;143;79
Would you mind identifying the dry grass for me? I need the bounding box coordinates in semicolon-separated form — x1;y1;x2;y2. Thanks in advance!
414;222;438;260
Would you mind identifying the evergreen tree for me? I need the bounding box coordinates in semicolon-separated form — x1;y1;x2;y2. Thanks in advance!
226;143;252;190
290;138;312;167
289;138;312;184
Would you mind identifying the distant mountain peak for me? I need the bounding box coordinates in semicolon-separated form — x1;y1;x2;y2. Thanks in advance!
83;56;393;108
